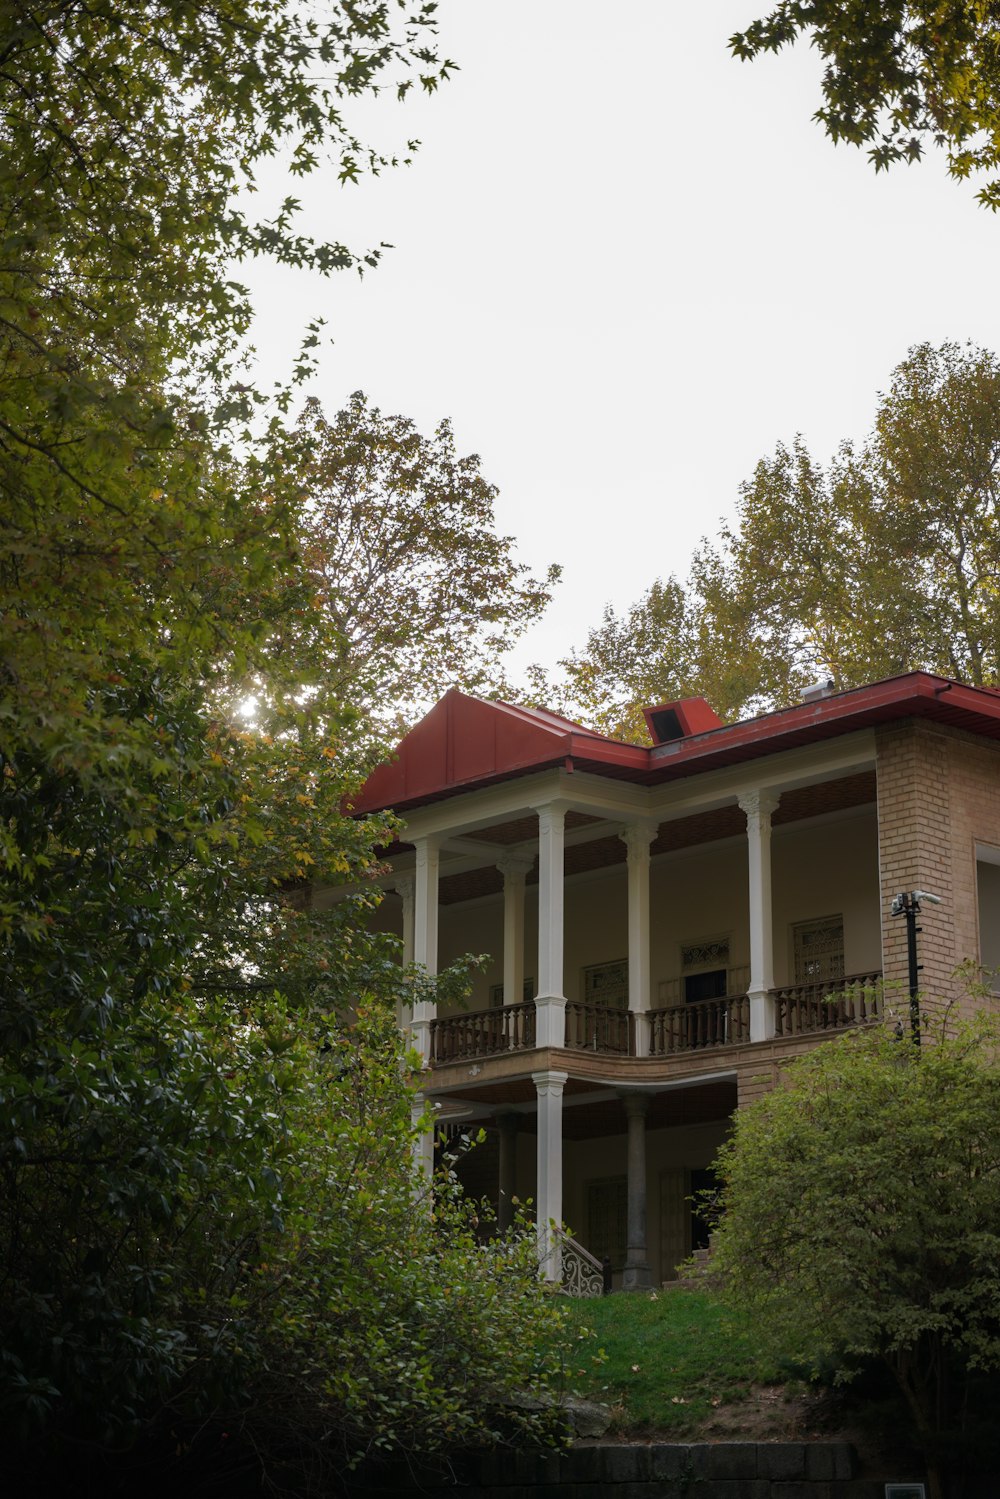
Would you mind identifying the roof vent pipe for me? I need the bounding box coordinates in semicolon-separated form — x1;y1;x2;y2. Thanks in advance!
801;679;836;704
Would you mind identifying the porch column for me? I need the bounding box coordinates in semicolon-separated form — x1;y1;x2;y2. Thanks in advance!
620;1091;653;1290
496;852;534;1006
411;836;440;1063
410;1090;435;1186
393;876;415;1032
496;1110;519;1232
738;791;780;1043
533;804;567;1048
621;821;658;1058
533;1069;567;1280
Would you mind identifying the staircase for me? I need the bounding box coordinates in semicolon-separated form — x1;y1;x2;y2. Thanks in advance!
664;1239;720;1291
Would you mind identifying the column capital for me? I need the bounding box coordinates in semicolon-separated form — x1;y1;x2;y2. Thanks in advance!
531;1068;569;1097
392;876;415;902
619;820;659;859
618;1089;653;1118
496;851;535;883
531;798;573;826
738;789;781;822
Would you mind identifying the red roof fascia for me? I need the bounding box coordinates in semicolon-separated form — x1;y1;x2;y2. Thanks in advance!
349;688;647;814
646;672;1000;780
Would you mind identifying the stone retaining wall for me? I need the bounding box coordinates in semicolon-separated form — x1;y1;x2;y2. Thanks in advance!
350;1441;928;1498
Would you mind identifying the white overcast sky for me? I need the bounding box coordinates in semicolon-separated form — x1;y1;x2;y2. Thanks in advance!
243;1;1000;685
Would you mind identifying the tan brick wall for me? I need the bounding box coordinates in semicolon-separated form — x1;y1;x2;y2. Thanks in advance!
734;1032;837;1108
876;720;1000;1023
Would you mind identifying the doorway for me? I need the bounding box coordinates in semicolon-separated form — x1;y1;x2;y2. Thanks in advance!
684;968;728;1045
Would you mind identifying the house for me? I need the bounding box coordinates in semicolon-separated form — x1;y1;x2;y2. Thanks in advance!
334;671;1000;1288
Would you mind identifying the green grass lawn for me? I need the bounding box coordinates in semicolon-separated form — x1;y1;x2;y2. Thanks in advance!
554;1288;788;1435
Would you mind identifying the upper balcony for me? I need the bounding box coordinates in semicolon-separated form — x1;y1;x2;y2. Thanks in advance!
428;971;884;1066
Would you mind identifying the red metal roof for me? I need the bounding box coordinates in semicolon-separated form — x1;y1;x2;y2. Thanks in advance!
348;688;647;814
349;674;1000;816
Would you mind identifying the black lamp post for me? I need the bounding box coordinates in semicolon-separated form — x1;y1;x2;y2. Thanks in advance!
889;889;942;1045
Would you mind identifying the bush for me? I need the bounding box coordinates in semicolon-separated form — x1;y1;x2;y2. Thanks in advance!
711;1010;1000;1498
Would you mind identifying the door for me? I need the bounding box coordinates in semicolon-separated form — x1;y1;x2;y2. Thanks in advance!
684;967;727;1045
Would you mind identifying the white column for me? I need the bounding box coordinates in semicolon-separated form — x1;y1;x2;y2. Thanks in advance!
620;821;658;1058
739;790;780;1042
533;1069;567;1281
533;804;567;1048
496;1111;519;1232
411;837;439;1063
620;1091;652;1290
395;876;415;965
496;852;533;1006
410;1090;435;1187
393;876;415;1033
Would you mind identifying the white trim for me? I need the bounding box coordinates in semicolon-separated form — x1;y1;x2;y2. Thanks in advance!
397;733;878;844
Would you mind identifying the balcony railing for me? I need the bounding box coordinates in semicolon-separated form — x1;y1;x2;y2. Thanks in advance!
428;972;884;1063
772;972;883;1036
564;1000;633;1055
430;1001;536;1063
647;993;751;1056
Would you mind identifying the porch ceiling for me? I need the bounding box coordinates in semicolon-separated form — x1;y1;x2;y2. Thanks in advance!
455;810;601;846
431;1077;737;1139
436;770;876;906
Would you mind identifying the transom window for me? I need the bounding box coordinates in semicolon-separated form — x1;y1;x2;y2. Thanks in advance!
792;916;845;984
680;937;730;971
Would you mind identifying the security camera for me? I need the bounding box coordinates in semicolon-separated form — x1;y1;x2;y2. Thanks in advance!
912;890;942;905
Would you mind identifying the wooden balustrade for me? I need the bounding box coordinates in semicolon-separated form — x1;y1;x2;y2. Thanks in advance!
772;972;882;1035
647;993;751;1056
429;973;884;1063
564;1001;634;1055
430;1001;536;1062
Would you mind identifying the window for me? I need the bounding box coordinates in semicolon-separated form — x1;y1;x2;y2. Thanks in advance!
680;937;730;971
792;915;844;985
587;1176;627;1269
976;844;1000;989
581;959;627;1008
488;978;534;1008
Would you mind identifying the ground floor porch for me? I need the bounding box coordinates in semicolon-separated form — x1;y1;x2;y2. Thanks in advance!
418;1032;832;1287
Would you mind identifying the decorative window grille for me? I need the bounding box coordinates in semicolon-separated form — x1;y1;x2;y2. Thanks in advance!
792;916;845;984
587;1176;628;1269
581;959;628;1008
680;937;730;971
488;978;534;1008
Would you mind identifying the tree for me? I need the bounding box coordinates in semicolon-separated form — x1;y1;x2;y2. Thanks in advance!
710;1009;1000;1498
545;341;1000;739
248;394;559;736
732;2;1000;209
1;2;567;1483
694;340;1000;702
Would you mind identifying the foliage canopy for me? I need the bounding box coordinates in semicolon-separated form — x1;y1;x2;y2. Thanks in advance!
733;2;1000;209
262;394;559;735
546;341;1000;739
1;1;566;1485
